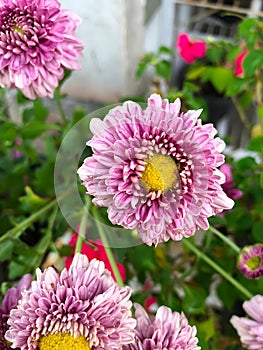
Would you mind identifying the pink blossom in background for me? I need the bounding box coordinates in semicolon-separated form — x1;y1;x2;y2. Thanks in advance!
65;233;126;282
237;244;263;279
0;274;32;350
123;303;201;349
231;295;263;349
176;33;207;64
0;0;83;99
220;164;243;201
78;93;234;246
234;50;248;77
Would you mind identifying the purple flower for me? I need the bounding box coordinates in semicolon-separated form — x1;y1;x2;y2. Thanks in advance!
237;244;263;279
123;303;201;349
5;254;135;350
0;274;32;350
220;164;243;201
78;94;234;246
230;295;263;349
0;0;83;99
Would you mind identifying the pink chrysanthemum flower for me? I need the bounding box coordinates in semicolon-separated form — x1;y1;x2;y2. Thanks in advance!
0;0;83;99
230;295;263;349
123;303;201;349
0;274;32;350
5;254;135;350
176;33;207;64
78;93;234;246
237;244;263;279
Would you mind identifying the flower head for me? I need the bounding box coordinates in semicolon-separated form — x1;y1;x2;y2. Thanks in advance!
230;295;263;349
237;244;263;279
65;233;126;282
78;93;234;246
0;274;32;350
123;303;201;349
234;50;248;77
5;254;135;350
176;33;207;64
0;0;83;99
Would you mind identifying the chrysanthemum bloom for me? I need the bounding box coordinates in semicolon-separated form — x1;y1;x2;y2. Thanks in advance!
0;0;83;99
123;303;201;349
5;254;135;350
230;295;263;349
65;232;126;282
176;33;207;64
237;244;263;279
0;274;32;350
234;50;248;77
78;93;234;246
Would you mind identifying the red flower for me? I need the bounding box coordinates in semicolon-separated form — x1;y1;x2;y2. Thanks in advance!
65;233;126;282
176;33;207;64
234;50;248;77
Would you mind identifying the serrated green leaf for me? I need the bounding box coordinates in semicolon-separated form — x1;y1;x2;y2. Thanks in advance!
19;186;48;212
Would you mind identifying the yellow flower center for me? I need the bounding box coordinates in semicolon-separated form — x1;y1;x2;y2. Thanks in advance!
141;154;178;192
13;25;24;34
38;333;91;350
246;256;261;270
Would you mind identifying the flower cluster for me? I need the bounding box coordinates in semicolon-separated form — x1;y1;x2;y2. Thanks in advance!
78;93;234;246
0;0;83;99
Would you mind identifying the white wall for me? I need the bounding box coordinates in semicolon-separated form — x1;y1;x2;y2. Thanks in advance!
60;0;145;103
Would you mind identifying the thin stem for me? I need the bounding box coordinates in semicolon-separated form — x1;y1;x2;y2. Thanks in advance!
183;239;253;299
54;89;67;124
209;226;240;254
231;96;251;130
0;198;57;243
75;209;87;254
93;207;124;287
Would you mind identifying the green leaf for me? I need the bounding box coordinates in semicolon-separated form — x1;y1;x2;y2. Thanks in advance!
0;240;14;261
252;221;263;241
155;60;172;80
19;186;48;212
158;46;173;56
257;105;263;125
247;136;263;153
20;121;61;138
186;65;206;81
203;67;233;94
243;50;263;77
33;99;49;122
182;285;207;315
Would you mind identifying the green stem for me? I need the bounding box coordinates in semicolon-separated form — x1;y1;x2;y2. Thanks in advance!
54;88;67;124
183;239;253;299
231;96;251;130
209;226;240;254
75;210;87;254
0;198;57;243
92;207;124;287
